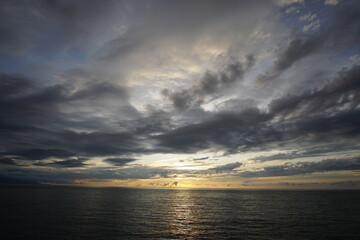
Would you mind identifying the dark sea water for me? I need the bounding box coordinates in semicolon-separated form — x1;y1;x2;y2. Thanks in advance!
0;186;359;240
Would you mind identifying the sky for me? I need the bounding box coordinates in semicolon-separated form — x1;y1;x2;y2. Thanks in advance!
0;0;360;189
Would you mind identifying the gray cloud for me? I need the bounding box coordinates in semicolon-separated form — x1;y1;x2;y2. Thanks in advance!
240;157;360;177
1;149;75;161
0;165;175;184
1;64;359;171
258;35;325;83
0;157;17;165
155;107;273;153
0;72;133;133
0;0;125;55
276;181;360;187
269;65;360;117
252;144;360;162
0;175;39;185
258;1;360;83
44;158;89;168
209;162;243;173
1;0;359;185
162;58;254;111
193;157;209;161
0;72;34;96
330;181;360;187
103;158;137;167
96;0;271;61
0;72;146;161
156;65;360;154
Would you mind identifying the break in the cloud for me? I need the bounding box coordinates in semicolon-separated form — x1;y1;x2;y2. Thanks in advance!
0;0;359;188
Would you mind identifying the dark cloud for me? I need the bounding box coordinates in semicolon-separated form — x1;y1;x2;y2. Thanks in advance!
0;157;17;165
330;181;360;187
84;165;175;180
0;72;145;161
162;58;254;111
1;149;75;161
0;175;39;185
149;182;178;187
119;108;173;135
96;0;270;61
209;162;243;173
0;72;34;96
155;107;273;153
278;182;326;187
258;35;325;83
240;157;360;177
1;0;359;186
0;164;176;184
156;65;360;154
103;158;137;167
193;157;209;161
252;143;360;162
44;158;89;168
0;72;132;135
3;65;357;167
68;82;129;101
276;181;360;188
58;131;147;157
0;124;147;163
258;1;360;83
0;0;124;55
274;35;324;74
269;65;360;117
253;152;308;162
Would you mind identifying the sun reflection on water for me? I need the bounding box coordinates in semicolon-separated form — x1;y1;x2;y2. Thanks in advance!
166;190;206;238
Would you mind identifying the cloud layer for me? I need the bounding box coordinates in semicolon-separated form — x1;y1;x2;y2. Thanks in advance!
0;0;359;188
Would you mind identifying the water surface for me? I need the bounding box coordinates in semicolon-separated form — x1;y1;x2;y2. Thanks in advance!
1;185;359;239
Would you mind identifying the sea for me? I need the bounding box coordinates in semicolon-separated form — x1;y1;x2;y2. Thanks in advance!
0;185;359;239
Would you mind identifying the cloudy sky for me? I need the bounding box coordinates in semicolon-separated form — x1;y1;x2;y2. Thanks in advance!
1;0;359;189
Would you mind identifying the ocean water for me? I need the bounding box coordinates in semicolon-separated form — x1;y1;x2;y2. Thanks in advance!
0;186;359;240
